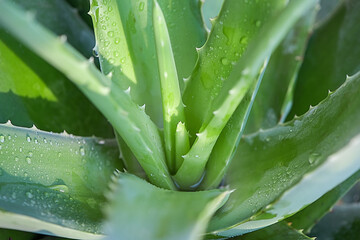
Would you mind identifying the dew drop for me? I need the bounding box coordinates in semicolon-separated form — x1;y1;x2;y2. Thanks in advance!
26;134;31;142
0;134;4;143
139;2;145;11
108;6;113;12
240;36;248;44
107;31;114;37
114;37;120;44
49;185;69;193
26;192;33;199
79;146;85;156
26;157;32;164
28;151;33;157
221;57;230;65
255;20;261;27
309;152;321;165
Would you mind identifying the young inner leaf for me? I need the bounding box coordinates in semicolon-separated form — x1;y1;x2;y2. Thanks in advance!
153;0;187;174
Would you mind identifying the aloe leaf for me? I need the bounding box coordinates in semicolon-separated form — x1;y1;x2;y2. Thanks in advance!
199;63;265;190
0;123;120;238
209;71;360;236
183;0;287;139
175;122;190;172
310;204;360;240
232;222;313;240
153;0;187;173
175;0;317;189
0;2;112;137
11;0;95;58
244;11;316;134
288;170;360;233
289;0;360;118
104;173;231;240
0;228;35;240
0;0;175;190
95;0;206;126
115;132;145;179
201;0;224;30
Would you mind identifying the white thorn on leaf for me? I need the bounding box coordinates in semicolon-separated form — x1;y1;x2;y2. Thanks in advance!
59;35;67;43
124;87;131;95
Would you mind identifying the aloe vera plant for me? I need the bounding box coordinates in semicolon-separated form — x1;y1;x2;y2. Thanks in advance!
0;0;360;239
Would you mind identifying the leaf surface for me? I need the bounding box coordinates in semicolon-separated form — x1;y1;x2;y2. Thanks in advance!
0;0;112;137
175;0;316;189
0;0;175;189
209;71;360;236
288;170;360;233
233;222;313;240
0;123;120;238
289;0;360;118
104;173;231;240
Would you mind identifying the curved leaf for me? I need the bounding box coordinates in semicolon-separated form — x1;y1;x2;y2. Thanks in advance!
175;0;317;189
104;173;231;240
245;11;316;133
0;1;112;137
289;0;360;118
0;123;120;238
209;71;360;236
0;0;175;189
233;222;313;240
288;170;360;233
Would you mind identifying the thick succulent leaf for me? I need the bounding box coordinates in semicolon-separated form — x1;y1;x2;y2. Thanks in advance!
183;0;287;139
199;64;265;190
104;173;231;240
244;11;316;133
209;71;360;236
309;203;360;240
175;0;317;189
92;0;206;126
153;0;187;173
232;222;313;240
316;0;343;25
288;170;360;233
201;0;224;30
0;0;175;190
0;123;120;238
11;0;95;58
0;2;112;137
0;228;35;240
289;0;360;118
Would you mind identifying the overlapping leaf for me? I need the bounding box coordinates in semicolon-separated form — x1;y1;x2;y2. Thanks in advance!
104;173;231;240
0;0;112;137
0;123;120;238
209;71;360;237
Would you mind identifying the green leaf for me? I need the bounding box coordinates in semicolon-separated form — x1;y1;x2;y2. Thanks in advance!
310;204;360;240
0;1;112;137
11;0;95;58
209;71;360;236
288;170;360;233
245;11;316;133
183;0;287;139
0;0;175;190
199;64;265;190
153;0;187;173
0;228;35;240
91;0;206;126
104;173;231;240
175;0;317;189
0;123;121;238
232;222;313;240
201;0;224;30
289;0;360;118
